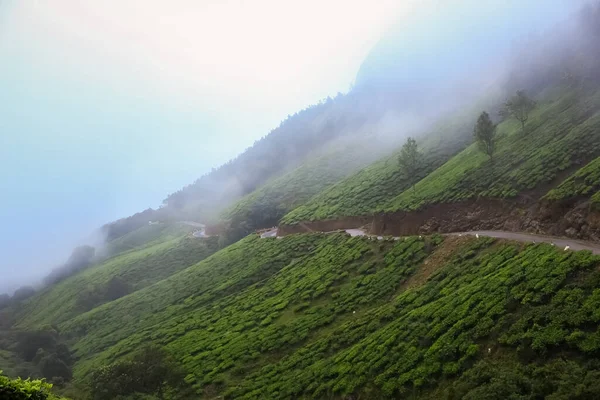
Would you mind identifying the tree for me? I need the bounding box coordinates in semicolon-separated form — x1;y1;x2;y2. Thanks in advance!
398;137;422;193
12;286;36;302
90;345;186;400
500;90;536;132
474;112;497;161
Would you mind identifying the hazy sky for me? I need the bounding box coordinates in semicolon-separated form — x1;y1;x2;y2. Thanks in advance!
0;0;410;292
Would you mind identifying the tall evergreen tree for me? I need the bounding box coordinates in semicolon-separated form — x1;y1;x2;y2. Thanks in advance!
474;111;497;162
398;137;422;193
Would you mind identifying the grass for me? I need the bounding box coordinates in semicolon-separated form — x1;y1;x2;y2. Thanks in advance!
102;223;195;258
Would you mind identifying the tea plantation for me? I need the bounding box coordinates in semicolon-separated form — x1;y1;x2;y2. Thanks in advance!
281;108;480;224
382;89;600;212
16;233;219;328
544;155;600;208
31;231;600;399
283;88;600;223
220;136;392;240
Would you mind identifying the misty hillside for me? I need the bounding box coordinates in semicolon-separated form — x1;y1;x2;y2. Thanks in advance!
282;87;600;238
4;2;600;400
101;92;379;242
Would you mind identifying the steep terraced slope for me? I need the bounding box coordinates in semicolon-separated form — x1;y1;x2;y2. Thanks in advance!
40;232;600;399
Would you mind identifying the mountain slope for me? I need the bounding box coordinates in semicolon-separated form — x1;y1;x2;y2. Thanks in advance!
280;87;600;243
280;106;488;224
218;134;400;241
383;89;600;212
40;232;600;399
16;232;218;328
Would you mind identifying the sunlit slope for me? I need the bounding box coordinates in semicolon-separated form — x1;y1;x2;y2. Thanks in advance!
16;234;218;328
281;109;479;224
53;231;600;398
220;137;395;238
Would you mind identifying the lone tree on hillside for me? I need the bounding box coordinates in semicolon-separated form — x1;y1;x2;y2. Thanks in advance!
500;90;536;133
474;111;497;162
398;137;422;193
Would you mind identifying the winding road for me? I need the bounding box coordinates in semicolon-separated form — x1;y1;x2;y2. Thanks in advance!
179;221;208;238
258;228;600;255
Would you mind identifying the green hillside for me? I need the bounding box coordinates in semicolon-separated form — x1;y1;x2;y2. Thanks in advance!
383;89;600;212
219;136;396;241
15;231;595;399
102;223;195;258
281;109;480;224
16;234;218;328
4;5;600;399
282;88;600;225
544;155;600;208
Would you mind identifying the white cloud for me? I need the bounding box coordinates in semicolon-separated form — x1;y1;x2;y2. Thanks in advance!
2;0;412;116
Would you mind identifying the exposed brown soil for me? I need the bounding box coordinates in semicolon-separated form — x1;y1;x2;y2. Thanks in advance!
278;197;600;243
278;216;372;235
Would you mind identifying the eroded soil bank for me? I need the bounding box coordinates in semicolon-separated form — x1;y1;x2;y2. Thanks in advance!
278;197;600;242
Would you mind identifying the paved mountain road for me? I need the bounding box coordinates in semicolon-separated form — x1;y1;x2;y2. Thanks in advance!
258;228;600;255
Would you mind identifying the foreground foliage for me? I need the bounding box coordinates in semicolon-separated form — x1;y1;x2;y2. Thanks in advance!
0;370;67;400
90;346;188;400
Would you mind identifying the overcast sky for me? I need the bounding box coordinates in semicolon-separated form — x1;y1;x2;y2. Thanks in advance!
0;0;413;292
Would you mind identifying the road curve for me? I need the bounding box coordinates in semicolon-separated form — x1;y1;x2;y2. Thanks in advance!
259;228;600;255
178;221;208;238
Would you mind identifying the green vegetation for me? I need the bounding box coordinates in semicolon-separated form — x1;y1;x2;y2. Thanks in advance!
398;137;422;193
162;93;375;223
382;89;600;211
544;156;600;208
6;6;600;399
0;371;67;400
10;230;594;399
59;233;435;393
281;109;480;223
473;111;497;161
17;235;218;328
90;346;188;400
220;137;391;242
103;223;195;258
500;90;537;132
284;87;600;224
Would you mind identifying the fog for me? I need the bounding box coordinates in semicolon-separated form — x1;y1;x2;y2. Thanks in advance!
0;0;592;294
0;0;401;294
